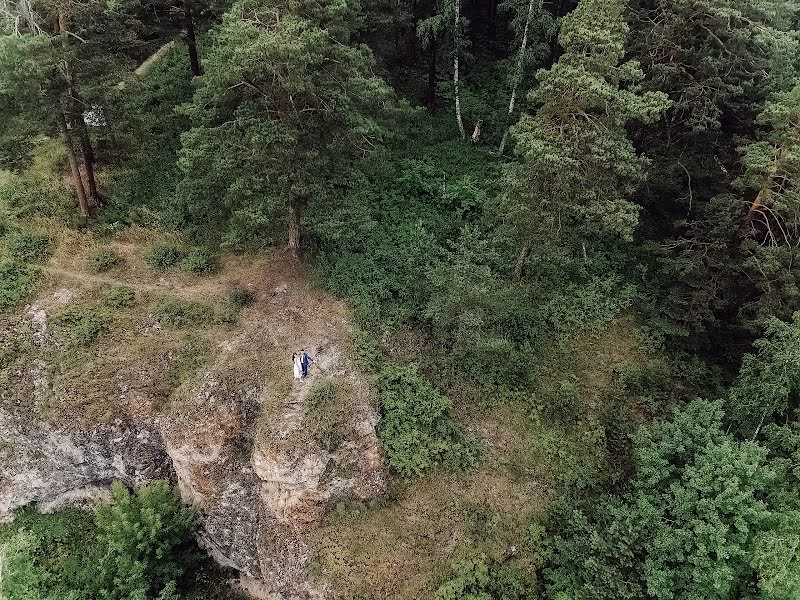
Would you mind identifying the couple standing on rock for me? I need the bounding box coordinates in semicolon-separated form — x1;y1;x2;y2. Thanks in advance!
292;349;313;380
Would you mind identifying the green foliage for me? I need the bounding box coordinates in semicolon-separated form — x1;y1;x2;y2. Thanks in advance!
100;285;136;309
175;0;411;248
506;0;669;248
377;364;480;477
179;246;218;275
0;145;75;222
0;507;97;600
226;285;254;310
88;249;123;273
166;336;213;387
0;259;40;310
144;243;186;271
728;312;800;437
4;229;52;263
0;483;200;600
153;296;239;328
543;400;777;600
51;304;111;346
436;556;533;600
95;481;198;600
153;297;214;327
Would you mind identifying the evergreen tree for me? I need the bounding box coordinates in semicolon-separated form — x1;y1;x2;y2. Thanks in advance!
176;0;410;253
505;0;669;275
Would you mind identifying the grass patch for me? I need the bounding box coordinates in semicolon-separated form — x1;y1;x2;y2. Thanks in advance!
0;259;40;310
165;335;213;387
51;304;111;346
4;229;52;263
100;284;136;309
227;284;255;309
305;379;349;451
152;297;238;327
179;247;218;274
87;248;123;273
144;243;185;270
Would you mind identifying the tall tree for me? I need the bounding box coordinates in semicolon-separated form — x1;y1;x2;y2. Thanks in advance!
176;0;410;254
497;0;554;155
505;0;669;275
417;0;468;136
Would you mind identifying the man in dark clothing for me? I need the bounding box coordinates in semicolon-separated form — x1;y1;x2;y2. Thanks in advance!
300;349;311;378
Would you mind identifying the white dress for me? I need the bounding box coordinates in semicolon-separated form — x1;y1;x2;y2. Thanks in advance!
293;355;302;380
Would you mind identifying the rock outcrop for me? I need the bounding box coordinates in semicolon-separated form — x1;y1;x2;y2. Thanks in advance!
0;254;385;599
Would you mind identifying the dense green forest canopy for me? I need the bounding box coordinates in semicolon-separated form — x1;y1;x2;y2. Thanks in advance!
2;0;800;597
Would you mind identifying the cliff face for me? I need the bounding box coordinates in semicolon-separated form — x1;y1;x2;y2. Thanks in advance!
0;246;384;599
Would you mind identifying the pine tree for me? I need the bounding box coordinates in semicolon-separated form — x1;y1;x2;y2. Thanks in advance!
176;0;410;254
505;0;669;274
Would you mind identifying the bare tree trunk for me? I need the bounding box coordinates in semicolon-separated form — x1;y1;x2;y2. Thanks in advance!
513;242;531;279
78;128;100;207
453;0;465;140
57;109;89;218
183;0;202;76
288;197;302;257
499;0;535;155
427;37;437;112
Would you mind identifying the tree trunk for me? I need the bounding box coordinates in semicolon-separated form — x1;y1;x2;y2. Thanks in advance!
513;242;531;279
427;38;437;113
545;0;569;67
183;0;202;76
57;109;89;219
453;0;465;140
288;197;302;257
498;0;535;155
74;112;100;207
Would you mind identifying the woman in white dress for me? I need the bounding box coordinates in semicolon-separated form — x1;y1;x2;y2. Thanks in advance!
292;352;302;380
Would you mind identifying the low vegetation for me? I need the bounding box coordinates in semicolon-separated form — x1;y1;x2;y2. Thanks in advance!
87;248;123;273
0;482;237;600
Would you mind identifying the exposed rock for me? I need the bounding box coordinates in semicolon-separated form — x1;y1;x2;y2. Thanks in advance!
0;252;385;598
0;408;172;521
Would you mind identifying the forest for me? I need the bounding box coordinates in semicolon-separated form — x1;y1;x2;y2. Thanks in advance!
1;0;800;598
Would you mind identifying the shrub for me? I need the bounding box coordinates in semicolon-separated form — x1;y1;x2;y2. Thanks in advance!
377;364;480;477
94;481;198;600
4;229;52;263
0;482;203;600
153;298;214;327
100;285;136;309
88;248;123;273
0;259;40;310
51;304;111;346
179;246;218;274
436;557;533;600
227;285;255;309
144;243;185;270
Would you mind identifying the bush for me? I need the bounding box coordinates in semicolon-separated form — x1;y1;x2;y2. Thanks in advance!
179;247;218;274
0;259;40;310
51;304;111;345
436;557;533;600
144;243;185;270
88;248;123;273
0;482;202;600
377;364;480;477
100;285;136;309
153;297;214;327
95;481;198;600
227;285;255;309
4;229;52;263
